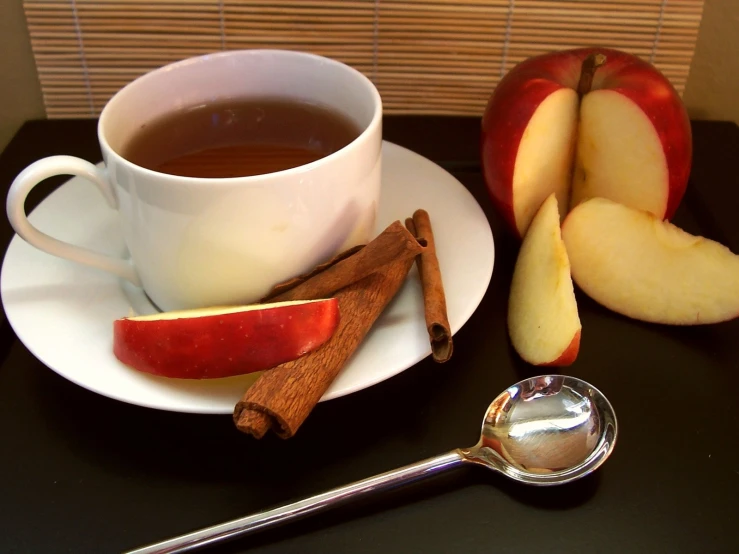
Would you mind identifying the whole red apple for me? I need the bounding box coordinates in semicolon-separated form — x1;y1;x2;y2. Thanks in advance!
113;298;340;379
481;47;692;239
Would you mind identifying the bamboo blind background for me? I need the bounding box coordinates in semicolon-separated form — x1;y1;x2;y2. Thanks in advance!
24;0;705;118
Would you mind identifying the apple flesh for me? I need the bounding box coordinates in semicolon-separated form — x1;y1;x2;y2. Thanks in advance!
482;47;692;238
562;198;739;325
508;193;581;366
570;88;670;216
113;298;340;379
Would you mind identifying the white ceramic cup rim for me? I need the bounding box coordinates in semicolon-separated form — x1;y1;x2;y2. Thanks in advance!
97;49;383;186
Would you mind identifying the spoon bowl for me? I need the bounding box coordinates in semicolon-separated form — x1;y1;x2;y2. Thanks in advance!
128;374;618;554
463;374;617;485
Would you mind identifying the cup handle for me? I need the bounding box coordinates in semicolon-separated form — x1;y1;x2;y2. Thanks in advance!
6;155;142;287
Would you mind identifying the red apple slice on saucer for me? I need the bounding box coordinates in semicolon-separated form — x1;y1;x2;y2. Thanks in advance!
562;197;739;324
508;193;581;366
113;298;340;379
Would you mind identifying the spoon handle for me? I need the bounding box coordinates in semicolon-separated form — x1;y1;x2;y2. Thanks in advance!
125;449;465;554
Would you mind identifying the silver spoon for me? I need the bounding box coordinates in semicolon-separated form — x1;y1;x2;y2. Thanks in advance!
126;374;617;554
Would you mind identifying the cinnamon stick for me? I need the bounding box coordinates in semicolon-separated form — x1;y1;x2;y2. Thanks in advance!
261;221;424;303
260;245;364;302
406;210;453;363
234;256;415;438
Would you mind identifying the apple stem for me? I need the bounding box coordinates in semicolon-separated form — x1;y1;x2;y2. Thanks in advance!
577;53;607;98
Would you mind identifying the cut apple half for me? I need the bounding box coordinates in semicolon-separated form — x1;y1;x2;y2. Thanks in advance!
113;298;340;379
512;77;670;234
562;197;739;325
508;193;581;366
482;48;691;239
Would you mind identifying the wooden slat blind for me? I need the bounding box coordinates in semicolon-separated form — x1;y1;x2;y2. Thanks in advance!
24;0;705;118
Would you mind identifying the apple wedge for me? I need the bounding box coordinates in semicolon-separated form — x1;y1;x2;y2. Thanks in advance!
508;193;581;366
562;198;739;325
113;298;340;379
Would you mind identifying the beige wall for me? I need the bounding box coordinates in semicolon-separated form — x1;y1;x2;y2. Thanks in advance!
0;0;44;151
683;0;739;123
0;0;736;153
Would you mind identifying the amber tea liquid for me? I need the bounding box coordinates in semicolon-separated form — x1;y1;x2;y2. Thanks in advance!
121;97;361;178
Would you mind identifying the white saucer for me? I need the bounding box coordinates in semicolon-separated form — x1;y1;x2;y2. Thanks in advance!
1;141;494;414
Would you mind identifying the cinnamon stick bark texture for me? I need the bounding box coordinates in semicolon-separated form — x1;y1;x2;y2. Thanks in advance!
234;256;415;439
406;209;453;363
261;221;424;303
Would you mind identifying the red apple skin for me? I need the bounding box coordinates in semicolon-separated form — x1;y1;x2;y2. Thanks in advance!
540;330;580;367
481;47;692;238
113;299;340;379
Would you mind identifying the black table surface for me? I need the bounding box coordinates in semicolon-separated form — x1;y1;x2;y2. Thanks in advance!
1;117;738;554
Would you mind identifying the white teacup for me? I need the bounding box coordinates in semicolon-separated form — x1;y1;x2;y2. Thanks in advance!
7;50;382;312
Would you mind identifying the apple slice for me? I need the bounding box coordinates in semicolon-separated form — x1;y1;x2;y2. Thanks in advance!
113;298;340;379
508;193;581;366
562;197;739;324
